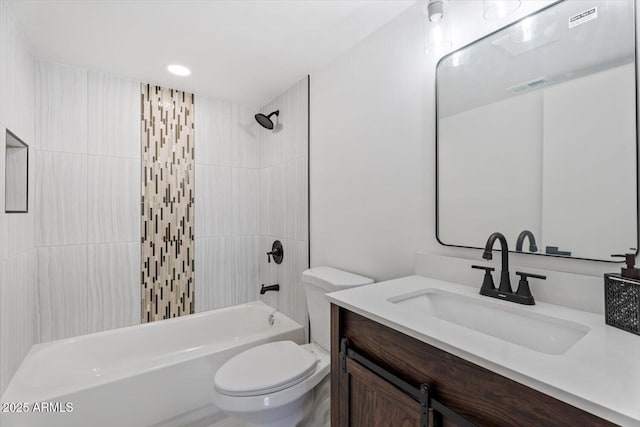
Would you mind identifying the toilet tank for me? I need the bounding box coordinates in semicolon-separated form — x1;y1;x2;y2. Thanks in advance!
302;267;373;351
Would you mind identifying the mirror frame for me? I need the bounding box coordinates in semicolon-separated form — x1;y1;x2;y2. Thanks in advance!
434;0;639;262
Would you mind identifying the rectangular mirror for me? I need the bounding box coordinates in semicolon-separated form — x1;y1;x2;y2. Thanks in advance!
5;129;29;213
436;0;637;261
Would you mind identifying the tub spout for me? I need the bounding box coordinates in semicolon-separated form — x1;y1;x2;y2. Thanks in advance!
260;284;280;295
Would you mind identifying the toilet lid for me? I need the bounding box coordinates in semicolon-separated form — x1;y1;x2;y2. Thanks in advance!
214;341;318;397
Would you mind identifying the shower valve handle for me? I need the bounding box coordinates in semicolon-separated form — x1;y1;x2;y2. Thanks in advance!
266;241;284;264
267;248;282;263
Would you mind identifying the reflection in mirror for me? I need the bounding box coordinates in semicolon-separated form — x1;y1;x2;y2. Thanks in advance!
5;129;28;213
437;0;637;261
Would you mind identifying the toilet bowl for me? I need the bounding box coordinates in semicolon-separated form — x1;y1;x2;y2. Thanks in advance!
210;267;373;427
211;341;329;426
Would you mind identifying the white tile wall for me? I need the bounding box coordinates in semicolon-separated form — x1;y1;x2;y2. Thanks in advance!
34;61;141;343
35;61;87;153
235;236;261;305
7;204;34;257
195;97;233;166
36;245;89;342
287;157;308;241
262;163;285;238
231;103;262;169
87;242;140;332
0;0;36;261
258;76;310;338
196;165;233;238
0;251;36;393
279;238;309;333
195;236;260;311
0;125;6;261
215;237;251;308
87;155;139;243
194;94;262;313
194;238;210;313
231;168;261;236
87;71;140;158
0;0;35;142
261;77;308;167
0;0;36;395
34;151;88;246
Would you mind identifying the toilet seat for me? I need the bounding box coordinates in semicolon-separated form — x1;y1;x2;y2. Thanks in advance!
214;341;318;397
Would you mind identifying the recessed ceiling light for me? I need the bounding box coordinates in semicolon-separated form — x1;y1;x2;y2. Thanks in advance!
167;64;191;76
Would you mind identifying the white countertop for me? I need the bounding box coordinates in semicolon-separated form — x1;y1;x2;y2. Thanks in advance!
327;275;640;426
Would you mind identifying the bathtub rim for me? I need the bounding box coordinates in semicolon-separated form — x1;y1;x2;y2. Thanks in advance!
2;301;303;402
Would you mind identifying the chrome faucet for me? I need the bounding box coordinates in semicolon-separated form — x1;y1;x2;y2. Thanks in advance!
473;232;547;305
515;230;538;253
482;232;512;293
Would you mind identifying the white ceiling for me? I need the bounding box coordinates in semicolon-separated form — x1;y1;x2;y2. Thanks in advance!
8;0;414;105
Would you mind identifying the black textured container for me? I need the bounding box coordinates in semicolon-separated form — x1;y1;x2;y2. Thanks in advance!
605;273;640;335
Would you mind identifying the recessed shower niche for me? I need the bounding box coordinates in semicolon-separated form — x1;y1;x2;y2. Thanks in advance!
5;129;28;213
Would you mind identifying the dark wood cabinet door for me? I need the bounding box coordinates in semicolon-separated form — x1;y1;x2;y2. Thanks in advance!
343;356;421;427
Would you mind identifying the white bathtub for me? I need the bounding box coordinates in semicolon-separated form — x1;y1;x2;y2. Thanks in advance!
1;301;304;427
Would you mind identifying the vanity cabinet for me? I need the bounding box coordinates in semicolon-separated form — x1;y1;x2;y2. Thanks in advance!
330;305;615;427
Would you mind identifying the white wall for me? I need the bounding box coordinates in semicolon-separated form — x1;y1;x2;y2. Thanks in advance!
542;63;637;260
310;4;430;281
310;0;635;289
439;91;543;249
0;0;36;395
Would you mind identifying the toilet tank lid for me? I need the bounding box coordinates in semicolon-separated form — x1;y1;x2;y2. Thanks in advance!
302;267;373;292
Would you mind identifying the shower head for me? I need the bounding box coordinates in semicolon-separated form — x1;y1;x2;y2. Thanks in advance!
255;110;279;130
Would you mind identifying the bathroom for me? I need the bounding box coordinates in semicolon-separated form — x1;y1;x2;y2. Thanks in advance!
0;0;639;426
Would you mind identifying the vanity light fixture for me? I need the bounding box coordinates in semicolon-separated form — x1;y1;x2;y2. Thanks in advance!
167;64;191;76
426;0;444;23
483;0;521;21
424;0;452;55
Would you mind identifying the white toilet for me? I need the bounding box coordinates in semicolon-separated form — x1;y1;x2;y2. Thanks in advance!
211;267;373;427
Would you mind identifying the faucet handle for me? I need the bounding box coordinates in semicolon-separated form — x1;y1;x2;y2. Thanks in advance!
514;271;546;305
472;265;496;294
515;271;546;281
472;265;495;272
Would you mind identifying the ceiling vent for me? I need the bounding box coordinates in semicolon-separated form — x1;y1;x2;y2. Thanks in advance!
507;77;549;93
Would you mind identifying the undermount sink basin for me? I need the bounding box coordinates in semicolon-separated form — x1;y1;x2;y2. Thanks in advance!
388;289;590;355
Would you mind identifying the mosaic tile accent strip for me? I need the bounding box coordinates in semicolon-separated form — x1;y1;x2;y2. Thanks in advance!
141;84;195;322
